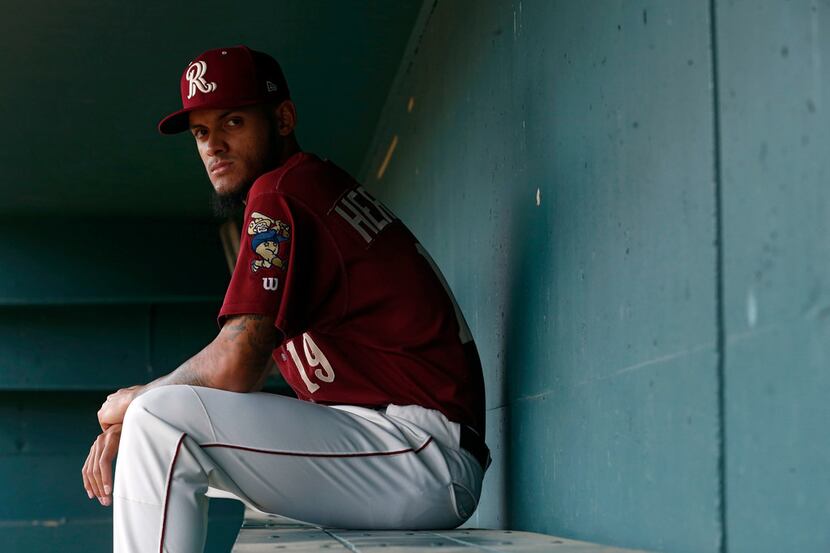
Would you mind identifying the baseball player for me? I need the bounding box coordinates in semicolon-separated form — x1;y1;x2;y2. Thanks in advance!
80;45;489;553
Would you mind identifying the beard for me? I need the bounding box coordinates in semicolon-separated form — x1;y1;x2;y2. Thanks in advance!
209;114;285;218
210;186;247;218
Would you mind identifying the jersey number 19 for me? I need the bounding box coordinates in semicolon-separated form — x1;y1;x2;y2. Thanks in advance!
285;332;336;394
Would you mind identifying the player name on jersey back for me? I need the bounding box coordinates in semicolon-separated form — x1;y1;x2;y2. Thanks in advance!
333;185;397;244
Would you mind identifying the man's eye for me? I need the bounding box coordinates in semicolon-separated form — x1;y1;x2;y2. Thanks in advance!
193;129;207;139
227;118;242;127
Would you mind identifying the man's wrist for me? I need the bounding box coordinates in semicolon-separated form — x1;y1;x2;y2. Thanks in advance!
130;384;146;402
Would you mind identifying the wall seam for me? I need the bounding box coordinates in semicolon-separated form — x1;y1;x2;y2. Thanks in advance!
357;0;439;184
708;0;728;552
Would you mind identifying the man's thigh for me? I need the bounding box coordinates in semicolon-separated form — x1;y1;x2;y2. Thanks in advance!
138;385;465;529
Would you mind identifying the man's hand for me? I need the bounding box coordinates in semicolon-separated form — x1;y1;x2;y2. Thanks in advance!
82;423;122;507
98;385;143;431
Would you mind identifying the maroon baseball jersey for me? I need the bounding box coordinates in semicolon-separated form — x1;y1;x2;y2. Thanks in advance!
218;151;485;436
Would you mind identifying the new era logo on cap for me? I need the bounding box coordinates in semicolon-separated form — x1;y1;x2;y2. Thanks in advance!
158;45;291;135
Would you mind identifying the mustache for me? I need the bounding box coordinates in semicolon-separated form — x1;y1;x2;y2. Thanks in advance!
209;157;233;171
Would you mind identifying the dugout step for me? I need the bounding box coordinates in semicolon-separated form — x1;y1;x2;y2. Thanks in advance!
231;506;656;552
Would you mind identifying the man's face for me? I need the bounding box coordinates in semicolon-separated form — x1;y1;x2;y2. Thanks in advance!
189;104;281;208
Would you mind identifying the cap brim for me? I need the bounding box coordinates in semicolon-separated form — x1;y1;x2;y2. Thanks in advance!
157;108;192;135
156;98;265;135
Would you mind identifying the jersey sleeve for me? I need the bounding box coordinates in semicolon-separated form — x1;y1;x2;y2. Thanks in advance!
217;192;297;337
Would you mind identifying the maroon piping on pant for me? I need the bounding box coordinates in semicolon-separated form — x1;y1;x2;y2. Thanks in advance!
158;434;434;552
159;433;187;553
199;437;433;457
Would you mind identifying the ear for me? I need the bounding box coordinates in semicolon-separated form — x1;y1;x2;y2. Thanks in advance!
272;100;297;136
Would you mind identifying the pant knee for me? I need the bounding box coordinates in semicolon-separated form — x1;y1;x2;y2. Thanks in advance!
124;385;212;441
126;384;189;418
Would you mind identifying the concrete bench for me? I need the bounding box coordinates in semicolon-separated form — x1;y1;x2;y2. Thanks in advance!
231;506;655;552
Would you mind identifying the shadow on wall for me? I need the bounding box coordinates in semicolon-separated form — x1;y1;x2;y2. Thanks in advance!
501;185;555;529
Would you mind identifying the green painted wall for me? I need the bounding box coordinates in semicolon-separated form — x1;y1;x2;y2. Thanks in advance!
0;0;421;218
717;2;830;551
361;1;830;552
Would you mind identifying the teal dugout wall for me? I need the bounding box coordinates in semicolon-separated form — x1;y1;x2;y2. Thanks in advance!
361;1;830;552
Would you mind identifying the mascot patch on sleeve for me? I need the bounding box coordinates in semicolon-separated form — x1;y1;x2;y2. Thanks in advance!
247;211;291;273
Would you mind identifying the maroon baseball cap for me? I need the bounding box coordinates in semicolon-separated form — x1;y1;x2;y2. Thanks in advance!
158;45;290;135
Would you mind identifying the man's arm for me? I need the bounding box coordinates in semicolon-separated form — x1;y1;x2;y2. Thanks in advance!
97;313;281;430
140;313;280;394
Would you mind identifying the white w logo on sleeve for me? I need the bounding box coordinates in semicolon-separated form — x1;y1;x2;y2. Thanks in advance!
262;277;279;291
185;61;218;99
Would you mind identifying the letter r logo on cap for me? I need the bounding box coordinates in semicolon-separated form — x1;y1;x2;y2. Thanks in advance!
185;61;218;99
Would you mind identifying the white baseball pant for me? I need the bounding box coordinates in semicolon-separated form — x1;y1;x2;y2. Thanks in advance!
112;384;484;552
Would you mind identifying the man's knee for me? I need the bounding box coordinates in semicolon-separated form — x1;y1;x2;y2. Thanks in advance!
124;385;206;434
